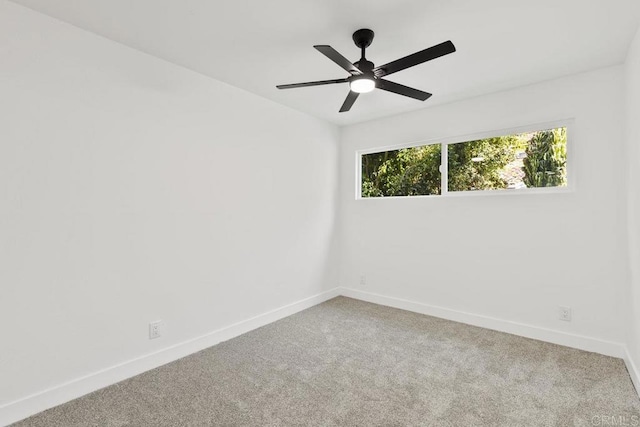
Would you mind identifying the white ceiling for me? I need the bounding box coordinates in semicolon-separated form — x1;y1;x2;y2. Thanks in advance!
10;0;640;126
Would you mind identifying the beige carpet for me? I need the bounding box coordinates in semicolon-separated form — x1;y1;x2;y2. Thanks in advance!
13;297;640;426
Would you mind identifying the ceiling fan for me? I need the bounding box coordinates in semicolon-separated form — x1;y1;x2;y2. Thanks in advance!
276;29;456;113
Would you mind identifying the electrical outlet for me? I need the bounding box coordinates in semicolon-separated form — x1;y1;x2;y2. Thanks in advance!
359;275;366;286
559;306;572;322
149;320;162;339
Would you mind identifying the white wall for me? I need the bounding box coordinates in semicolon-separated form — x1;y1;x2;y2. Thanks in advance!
0;0;338;414
625;26;640;388
338;66;628;350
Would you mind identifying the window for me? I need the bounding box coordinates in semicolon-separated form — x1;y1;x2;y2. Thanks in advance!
359;124;568;198
361;144;442;197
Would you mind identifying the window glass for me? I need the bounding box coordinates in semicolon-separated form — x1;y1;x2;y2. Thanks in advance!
361;144;441;197
448;127;567;192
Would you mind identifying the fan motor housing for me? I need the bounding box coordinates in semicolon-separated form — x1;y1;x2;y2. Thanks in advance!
354;59;375;73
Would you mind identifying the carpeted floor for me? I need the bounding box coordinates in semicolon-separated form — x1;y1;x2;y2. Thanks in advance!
13;297;640;426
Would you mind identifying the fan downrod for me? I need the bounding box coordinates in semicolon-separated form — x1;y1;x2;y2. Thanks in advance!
353;29;374;59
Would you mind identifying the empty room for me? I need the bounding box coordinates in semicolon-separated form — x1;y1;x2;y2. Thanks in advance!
2;0;640;425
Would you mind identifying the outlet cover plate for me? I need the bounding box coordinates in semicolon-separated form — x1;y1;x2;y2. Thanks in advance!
149;320;162;339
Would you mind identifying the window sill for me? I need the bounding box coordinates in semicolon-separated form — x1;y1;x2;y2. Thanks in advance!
356;186;573;201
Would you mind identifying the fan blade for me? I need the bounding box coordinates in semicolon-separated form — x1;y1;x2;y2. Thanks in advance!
314;45;363;75
277;78;348;89
377;79;432;101
373;41;456;77
339;91;360;112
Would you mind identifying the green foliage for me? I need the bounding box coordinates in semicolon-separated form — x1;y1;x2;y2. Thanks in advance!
522;128;567;188
447;136;521;191
361;145;441;197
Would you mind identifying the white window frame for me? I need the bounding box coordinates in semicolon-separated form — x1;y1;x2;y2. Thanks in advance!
356;119;574;200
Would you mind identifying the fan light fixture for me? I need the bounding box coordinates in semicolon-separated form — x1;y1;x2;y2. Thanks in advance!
350;77;376;93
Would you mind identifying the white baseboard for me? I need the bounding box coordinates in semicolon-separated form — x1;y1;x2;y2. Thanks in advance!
624;347;640;397
339;287;626;359
0;288;341;427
